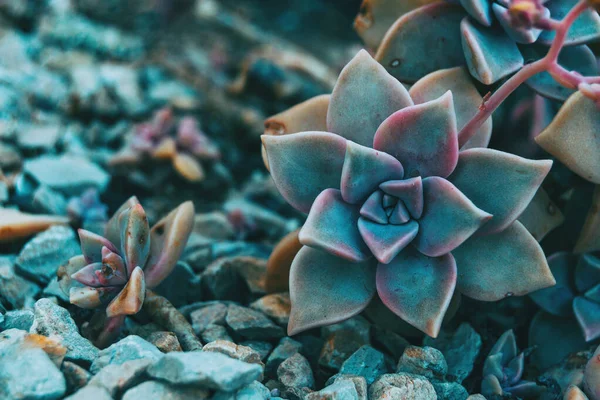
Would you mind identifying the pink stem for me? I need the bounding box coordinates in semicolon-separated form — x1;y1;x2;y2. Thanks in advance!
457;0;590;147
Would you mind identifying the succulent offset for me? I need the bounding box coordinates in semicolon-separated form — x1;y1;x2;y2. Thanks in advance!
58;196;194;318
482;330;542;398
261;50;555;338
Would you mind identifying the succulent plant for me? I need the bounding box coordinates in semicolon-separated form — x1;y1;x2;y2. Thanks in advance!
111;107;221;182
58;196;194;328
261;50;555;338
585;345;600;400
530;252;600;342
481;330;543;398
354;0;600;89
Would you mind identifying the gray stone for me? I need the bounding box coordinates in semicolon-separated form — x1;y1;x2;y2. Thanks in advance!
203;340;264;367
15;225;80;284
122;381;210;400
190;302;228;334
146;331;182;353
61;361;92;393
23;155;110;196
397;346;448;381
201;258;249;302
226;304;284;340
0;182;8;204
202;323;233;343
266;337;302;377
18;124;62;150
0;309;34;330
372;326;410;360
241;341;273;361
322;316;371;344
155;261;202;308
147;351;263;392
192;212;236;241
32;185;68;215
339;345;388;385
213;381;271;400
43;277;70;302
466;395;486;400
432;381;469;400
328;376;368;400
233;257;268;296
91;335;162;374
320;316;372;371
277;353;314;389
0;329;67;400
89;358;152;397
249;293;291;326
369;373;438;400
305;380;361;400
64;386;112;400
30;298;99;366
424;323;482;383
0;255;40;309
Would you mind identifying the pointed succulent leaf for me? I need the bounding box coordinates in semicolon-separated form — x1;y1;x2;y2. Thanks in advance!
455;221;555;301
78;229;117;263
575;254;600;293
360;190;388;224
152;137;177;159
374;92;459;178
518;188;564;242
58;255;87;295
448;148;552;235
101;247;127;280
536;92;600;184
460;0;492;26
489;330;518;365
144;201;195;288
506;353;525;384
506;381;544;399
461;17;524;85
523;45;599;101
288;246;377;335
105;196;140;249
564;385;588;400
118;204;150;275
299;189;371;262
539;0;600;46
530;252;577;317
69;286;118;309
585;345;600;398
410;67;492;149
376;247;457;337
262;131;347;213
493;3;546;44
481;374;503;396
358;218;419;264
173;153;205;182
71;262;104;287
389;201;410;225
584;284;600;303
106;267;146;317
482;353;505;382
263;95;330;169
327;50;413;147
575;187;600;254
380;177;424;219
375;2;467;83
382;194;396;209
341;141;404;204
573;296;600;342
414;177;491;257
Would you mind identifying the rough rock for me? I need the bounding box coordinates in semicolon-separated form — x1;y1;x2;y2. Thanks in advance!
146;331;182;353
148;351;263;392
190;302;228;334
277;353;315;389
306;379;363;400
249;293;291;326
0;309;34;330
225;304;284;340
372;326;410;360
369;373;438;400
241;340;273;361
203;340;264;367
15;225;80;284
213;381;271;400
90;335;162;374
89;358;152;397
202;324;234;343
0;255;40;308
61;361;92;393
30;298;99;366
339;345;388;385
201;257;250;301
122;381;210;400
154;261;202;308
432;381;469;400
64;386;112;400
397;346;448;381
266;337;303;377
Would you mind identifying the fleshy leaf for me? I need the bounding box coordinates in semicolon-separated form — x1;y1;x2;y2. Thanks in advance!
530;252;577;317
575;254;600;293
584;284;600;303
358;218;419;264
105;196;140;249
506;353;525;384
144;201;195;288
448;148;552;234
173;153;205;182
522;45;599;101
460;0;492;26
575;186;600;254
517;188;565;242
72;263;104;287
489;330;518;368
262;131;347;213
265;229;301;293
262;95;330;169
376;247;456;337
539;0;600;45
380;177;424;219
119;204;150;275
327;50;413;147
78;229;117;263
535;92;600;184
69;286;118;309
414;177;491;257
482;374;503;396
375;2;467;83
573;296;600;342
341;141;404;204
288;246;377;335
483;354;505;383
389;201;410;225
360;190;388;224
461;17;524;85
299;189;371;262
455;221;555;301
374;91;459;178
106;267;146;317
410;67;492;149
493;3;546;44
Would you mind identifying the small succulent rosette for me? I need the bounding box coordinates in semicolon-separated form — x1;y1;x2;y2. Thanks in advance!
262;50;555;338
58;197;194;318
482;330;542;398
531;252;600;341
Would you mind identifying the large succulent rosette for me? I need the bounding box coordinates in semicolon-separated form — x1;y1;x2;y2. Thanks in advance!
262;50;555;337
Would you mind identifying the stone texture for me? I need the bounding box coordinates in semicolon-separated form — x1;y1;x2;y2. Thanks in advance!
30;298;99;366
306;380;362;400
90;335;162;374
201;257;250;302
146;331;182;353
241;341;273;361
369;373;438;400
277;353;315;389
0;255;40;308
372;326;410;360
154;261;202;308
122;381;210;400
147;351;263;392
397;346;448;381
249;293;291;326
0;309;34;331
266;337;303;377
190;302;228;334
225;304;284;340
61;361;92;393
203;340;264;366
339;345;388;385
89;358;152;397
64;386;112;400
432;381;469;400
213;381;271;400
202;323;233;343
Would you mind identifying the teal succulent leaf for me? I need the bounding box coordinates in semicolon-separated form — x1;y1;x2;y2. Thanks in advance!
492;3;548;44
358;218;419;264
575;254;600;292
530;252;576;317
460;0;492;26
539;0;600;45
